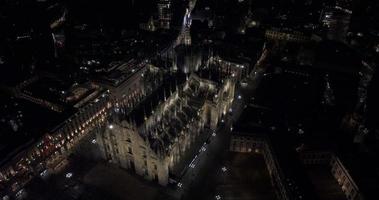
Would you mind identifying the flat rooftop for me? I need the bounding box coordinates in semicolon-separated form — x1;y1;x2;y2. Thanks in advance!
22;76;102;109
0;97;72;167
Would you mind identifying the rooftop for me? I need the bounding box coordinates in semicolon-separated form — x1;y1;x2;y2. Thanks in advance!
0;97;72;167
127;74;185;127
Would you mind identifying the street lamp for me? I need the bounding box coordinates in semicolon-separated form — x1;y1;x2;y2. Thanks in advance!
65;172;73;179
108;124;114;129
201;146;207;152
221;166;227;172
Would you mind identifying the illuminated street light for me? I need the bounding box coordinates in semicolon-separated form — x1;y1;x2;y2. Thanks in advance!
215;195;222;200
201;146;207;152
108;124;114;129
237;95;242;100
221;166;227;172
65;172;73;179
40;169;48;178
91;139;97;144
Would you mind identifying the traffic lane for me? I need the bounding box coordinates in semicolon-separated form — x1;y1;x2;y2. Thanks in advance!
175;68;263;199
177;132;221;189
175;120;233;198
178;101;245;199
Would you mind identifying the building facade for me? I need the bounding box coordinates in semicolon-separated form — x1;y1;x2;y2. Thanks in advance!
157;0;172;29
208;55;250;81
97;73;235;185
300;151;364;200
265;29;311;43
230;133;315;200
0;89;111;199
97;61;163;115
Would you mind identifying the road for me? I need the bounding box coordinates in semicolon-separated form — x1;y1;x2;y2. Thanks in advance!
166;46;271;200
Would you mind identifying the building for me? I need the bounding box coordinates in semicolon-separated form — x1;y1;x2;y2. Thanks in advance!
139;16;157;32
174;45;202;74
336;0;353;11
97;73;235;185
265;29;311;43
95;59;163;113
0;79;111;199
230;131;317;200
157;0;172;29
300;149;379;200
229;102;318;200
320;7;351;42
208;55;250;81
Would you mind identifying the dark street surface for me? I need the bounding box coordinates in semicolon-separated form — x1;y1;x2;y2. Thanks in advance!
83;163;166;200
174;50;271;200
207;152;277;200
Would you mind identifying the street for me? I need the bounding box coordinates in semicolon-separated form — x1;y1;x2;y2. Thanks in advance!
168;47;271;200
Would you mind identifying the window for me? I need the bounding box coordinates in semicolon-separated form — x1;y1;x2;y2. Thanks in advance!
154;174;158;181
144;160;148;166
154;164;157;170
128;147;133;154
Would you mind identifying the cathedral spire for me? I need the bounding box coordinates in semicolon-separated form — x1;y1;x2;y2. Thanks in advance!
144;107;147;121
164;88;167;101
151;101;154;114
170;82;173;96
